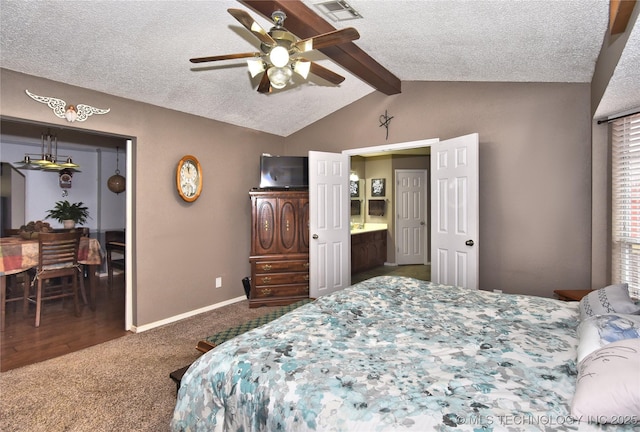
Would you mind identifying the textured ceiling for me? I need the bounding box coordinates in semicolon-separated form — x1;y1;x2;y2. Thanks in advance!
0;0;637;137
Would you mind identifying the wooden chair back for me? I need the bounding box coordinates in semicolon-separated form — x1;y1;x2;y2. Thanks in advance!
24;232;82;327
105;230;125;244
105;230;125;288
37;232;81;274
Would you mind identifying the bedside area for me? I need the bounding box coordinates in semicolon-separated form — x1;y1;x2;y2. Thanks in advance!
553;289;592;302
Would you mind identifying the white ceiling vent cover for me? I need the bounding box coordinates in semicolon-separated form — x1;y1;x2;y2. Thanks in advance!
314;0;362;21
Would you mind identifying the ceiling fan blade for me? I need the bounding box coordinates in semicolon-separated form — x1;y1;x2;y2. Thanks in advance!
190;52;260;63
294;27;360;53
228;8;277;47
257;71;272;93
309;62;345;85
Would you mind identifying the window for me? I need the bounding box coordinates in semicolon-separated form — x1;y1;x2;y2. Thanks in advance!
612;113;640;298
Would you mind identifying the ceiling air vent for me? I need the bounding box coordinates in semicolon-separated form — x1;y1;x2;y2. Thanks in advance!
313;0;362;21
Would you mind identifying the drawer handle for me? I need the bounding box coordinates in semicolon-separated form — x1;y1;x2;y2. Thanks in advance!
303;262;310;269
262;264;272;271
262;276;272;284
260;288;272;296
303;275;309;281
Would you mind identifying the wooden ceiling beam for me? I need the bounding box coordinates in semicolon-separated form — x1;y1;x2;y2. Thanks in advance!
609;0;637;35
239;0;401;95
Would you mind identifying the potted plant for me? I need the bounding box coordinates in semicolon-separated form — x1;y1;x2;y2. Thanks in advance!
45;200;90;229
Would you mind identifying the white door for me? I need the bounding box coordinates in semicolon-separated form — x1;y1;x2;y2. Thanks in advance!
396;169;428;265
309;151;351;298
431;133;479;289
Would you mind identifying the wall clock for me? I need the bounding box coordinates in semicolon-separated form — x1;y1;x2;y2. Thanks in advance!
176;155;203;202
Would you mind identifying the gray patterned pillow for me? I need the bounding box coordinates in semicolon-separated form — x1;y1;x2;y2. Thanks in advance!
579;284;640;320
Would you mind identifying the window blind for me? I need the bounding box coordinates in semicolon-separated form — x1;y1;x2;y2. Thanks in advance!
612;113;640;298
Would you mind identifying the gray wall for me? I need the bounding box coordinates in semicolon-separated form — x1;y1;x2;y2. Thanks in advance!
286;82;593;298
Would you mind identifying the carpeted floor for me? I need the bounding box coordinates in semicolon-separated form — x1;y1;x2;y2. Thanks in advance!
0;300;281;432
0;265;429;431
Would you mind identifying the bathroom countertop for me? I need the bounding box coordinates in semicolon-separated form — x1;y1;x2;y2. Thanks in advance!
350;223;388;235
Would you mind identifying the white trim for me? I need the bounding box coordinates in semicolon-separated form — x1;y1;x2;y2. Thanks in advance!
342;138;439;156
125;139;133;331
130;295;247;333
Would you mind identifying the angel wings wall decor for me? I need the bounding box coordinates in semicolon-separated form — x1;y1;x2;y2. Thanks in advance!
25;89;110;122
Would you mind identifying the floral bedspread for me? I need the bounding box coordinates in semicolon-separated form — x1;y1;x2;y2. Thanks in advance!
171;276;630;431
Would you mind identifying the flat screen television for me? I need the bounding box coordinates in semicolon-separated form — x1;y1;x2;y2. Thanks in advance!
259;155;308;189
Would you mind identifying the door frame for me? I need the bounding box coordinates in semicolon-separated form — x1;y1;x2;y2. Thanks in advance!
343;138;439;266
343;139;440;157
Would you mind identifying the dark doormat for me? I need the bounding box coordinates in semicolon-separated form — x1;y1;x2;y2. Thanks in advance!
170;298;314;393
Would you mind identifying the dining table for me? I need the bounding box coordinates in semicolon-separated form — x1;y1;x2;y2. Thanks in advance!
0;235;103;332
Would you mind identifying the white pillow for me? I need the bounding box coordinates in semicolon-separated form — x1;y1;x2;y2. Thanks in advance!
576;313;640;362
579;284;640;320
571;338;640;424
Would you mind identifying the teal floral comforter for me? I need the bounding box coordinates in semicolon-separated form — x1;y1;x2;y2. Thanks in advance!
171;276;628;431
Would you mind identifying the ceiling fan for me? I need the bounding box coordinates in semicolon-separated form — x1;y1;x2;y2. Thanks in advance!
190;8;360;93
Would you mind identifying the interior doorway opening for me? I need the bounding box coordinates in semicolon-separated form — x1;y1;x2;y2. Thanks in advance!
0;117;133;332
343;138;438;276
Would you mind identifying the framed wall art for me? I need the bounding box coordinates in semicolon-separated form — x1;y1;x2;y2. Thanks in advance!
371;178;386;197
350;180;360;198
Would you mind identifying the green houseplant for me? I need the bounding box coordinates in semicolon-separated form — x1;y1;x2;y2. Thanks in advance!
45;200;90;228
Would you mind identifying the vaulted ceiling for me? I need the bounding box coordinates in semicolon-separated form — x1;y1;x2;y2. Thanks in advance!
1;0;638;137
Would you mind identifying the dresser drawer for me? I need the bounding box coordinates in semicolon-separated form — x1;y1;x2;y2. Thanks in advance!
254;272;309;286
253;260;309;273
252;284;309;299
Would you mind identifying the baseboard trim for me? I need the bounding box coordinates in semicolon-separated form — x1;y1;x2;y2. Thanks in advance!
131;295;247;333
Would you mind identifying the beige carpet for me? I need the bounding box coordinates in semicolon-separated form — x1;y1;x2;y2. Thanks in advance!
0;300;278;432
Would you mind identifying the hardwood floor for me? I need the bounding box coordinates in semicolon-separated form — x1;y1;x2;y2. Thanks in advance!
1;272;128;372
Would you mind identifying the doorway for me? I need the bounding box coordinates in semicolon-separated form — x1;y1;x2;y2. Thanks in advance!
0;118;132;369
344;138;437;271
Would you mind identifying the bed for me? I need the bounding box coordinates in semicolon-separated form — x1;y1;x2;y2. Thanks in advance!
171;276;640;431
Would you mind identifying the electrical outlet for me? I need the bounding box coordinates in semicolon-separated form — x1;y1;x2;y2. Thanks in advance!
215;277;222;288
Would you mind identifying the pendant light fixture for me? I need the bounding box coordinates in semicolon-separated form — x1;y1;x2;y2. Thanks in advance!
15;130;80;172
107;146;125;194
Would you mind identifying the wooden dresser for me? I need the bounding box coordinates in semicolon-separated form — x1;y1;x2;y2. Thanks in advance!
249;189;309;308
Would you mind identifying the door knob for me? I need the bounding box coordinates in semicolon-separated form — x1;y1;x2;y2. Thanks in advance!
465;240;474;246
312;234;319;239
420;221;425;226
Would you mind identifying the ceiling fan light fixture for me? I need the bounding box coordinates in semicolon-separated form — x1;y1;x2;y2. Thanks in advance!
247;59;266;78
267;66;292;89
294;60;311;79
269;46;290;68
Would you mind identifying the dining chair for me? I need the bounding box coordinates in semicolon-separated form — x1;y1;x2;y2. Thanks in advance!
2;229;29;328
1;271;28;326
23;231;82;327
105;230;125;289
76;228;90;304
